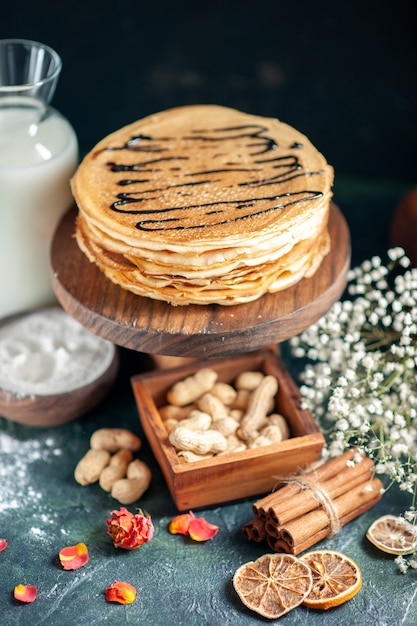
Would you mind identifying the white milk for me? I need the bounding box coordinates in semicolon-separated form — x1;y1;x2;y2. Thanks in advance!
0;97;78;318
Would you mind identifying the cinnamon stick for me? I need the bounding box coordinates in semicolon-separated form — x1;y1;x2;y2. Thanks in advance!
267;537;289;553
252;448;358;518
254;482;301;520
267;493;382;555
264;519;280;538
242;517;266;542
268;455;375;526
278;476;383;549
244;450;383;556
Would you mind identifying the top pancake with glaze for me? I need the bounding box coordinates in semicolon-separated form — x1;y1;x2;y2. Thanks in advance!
71;105;333;305
71;105;333;252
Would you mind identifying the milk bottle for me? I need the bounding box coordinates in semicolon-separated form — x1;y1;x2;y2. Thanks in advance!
0;39;78;319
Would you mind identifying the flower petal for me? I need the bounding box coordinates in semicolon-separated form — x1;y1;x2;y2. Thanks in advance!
168;511;219;541
188;517;219;541
0;538;7;552
168;512;195;535
14;584;37;603
59;542;89;570
105;580;137;604
106;507;154;550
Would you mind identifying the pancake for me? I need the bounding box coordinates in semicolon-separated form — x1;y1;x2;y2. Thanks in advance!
71;105;333;305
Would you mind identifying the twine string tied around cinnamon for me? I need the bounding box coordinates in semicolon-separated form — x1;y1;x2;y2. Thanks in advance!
274;473;341;536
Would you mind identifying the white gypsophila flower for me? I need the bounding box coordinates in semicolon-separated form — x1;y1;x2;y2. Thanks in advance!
404;510;416;522
289;247;417;574
394;555;408;573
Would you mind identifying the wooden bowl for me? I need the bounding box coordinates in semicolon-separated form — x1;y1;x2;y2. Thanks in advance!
131;349;325;510
389;186;417;266
0;308;119;427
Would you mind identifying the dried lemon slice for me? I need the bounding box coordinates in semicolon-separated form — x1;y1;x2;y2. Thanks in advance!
233;553;313;619
366;514;417;555
299;549;362;610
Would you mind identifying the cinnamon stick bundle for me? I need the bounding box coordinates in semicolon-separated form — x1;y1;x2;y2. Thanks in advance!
244;449;383;555
252;448;358;520
242;516;266;542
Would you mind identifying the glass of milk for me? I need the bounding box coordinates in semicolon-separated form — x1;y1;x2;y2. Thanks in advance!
0;39;78;319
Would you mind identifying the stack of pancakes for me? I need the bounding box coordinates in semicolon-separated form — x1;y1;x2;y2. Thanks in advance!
71;105;333;306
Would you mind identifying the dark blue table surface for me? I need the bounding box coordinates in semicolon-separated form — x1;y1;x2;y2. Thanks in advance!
1;2;417;624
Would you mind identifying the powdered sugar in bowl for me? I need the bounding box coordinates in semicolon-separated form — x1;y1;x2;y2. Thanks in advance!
0;307;118;426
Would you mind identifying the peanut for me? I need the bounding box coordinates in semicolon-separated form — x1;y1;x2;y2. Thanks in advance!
99;449;133;492
235;370;265;391
169;426;228;455
228;408;244;421
249;436;273;448
219;433;248;454
259;424;285;444
268;413;290;440
163;418;179;434
161;367;290;461
166;368;218;406
266;395;276;414
74;449;111;486
90;428;142;453
231;389;251;411
127;459;152;482
177;450;214;463
111;459;152;504
238;375;279;440
211;381;237;406
248;422;287;449
159;404;196;421
178;409;212;431
197;392;228;422
211;415;239;437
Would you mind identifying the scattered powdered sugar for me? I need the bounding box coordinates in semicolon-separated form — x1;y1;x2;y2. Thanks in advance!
0;431;62;514
0;308;115;395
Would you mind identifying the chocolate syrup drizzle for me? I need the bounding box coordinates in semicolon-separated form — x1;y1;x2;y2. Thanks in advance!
103;124;324;232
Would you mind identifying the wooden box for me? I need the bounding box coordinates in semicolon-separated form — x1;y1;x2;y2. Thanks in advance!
131;349;324;511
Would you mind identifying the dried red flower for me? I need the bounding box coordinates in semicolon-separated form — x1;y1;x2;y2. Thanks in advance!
168;511;219;541
105;580;137;604
14;584;37;603
106;507;154;550
58;542;89;570
0;538;7;552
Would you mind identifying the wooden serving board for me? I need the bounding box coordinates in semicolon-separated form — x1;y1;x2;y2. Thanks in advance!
50;204;350;358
